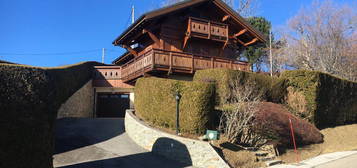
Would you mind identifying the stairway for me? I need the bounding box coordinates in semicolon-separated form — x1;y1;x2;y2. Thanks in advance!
254;144;283;167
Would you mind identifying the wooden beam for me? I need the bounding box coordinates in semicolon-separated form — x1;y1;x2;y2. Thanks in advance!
143;29;160;47
183;19;192;49
122;45;138;57
244;38;258;46
222;40;228;50
222;15;230;22
236;39;245;46
183;34;190;49
234;29;247;38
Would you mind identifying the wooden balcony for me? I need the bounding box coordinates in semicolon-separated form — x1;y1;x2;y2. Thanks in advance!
93;66;133;88
120;49;249;83
188;17;228;42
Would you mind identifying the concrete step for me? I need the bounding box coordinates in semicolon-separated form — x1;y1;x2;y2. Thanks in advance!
258;156;276;162
265;160;283;167
255;152;269;157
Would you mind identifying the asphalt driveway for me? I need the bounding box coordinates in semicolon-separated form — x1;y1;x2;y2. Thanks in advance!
53;118;194;168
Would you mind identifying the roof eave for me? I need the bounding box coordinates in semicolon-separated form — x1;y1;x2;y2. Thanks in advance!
213;0;267;43
112;15;147;46
112;0;209;46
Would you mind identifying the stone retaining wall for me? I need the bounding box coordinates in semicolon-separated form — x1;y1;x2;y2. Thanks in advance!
57;80;94;118
125;110;230;168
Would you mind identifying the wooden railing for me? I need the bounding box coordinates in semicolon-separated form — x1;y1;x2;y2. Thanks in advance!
120;49;248;82
120;49;154;81
93;66;134;88
93;66;121;80
189;17;228;42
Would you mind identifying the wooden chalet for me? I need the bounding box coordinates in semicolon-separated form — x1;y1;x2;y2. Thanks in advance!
94;0;266;87
91;0;266;118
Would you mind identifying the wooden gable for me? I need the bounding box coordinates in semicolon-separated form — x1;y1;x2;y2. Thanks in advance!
113;0;266;46
112;0;267;67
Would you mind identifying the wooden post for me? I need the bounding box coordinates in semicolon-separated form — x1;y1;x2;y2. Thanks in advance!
169;52;173;74
208;21;211;39
151;50;155;69
211;57;214;68
191;54;194;73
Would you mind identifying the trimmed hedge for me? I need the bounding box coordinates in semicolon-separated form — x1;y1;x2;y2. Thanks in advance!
135;77;215;134
0;61;100;168
280;70;357;128
193;69;282;105
0;60;16;64
194;69;357;129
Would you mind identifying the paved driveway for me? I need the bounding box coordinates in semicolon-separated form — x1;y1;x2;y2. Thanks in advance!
53;118;194;168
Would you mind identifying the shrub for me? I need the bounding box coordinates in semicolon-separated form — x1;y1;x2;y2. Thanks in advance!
218;80;265;147
254;102;323;147
0;61;100;168
193;69;274;106
134;77;215;134
280;70;357;128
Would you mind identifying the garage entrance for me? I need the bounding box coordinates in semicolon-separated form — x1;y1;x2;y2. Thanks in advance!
96;93;130;118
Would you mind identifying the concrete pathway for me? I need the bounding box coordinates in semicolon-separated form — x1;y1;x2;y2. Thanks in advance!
53;118;194;168
271;151;357;168
315;153;357;168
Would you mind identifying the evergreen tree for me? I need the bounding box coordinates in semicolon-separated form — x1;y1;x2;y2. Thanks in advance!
242;17;271;71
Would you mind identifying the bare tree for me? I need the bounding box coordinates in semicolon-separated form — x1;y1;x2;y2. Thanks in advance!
223;0;259;17
279;0;357;81
219;81;266;146
163;0;259;17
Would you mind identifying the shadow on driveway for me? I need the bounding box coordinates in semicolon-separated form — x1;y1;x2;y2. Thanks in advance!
54;118;124;154
54;118;194;168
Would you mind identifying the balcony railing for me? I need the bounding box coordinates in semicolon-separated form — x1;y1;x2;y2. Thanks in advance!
188;17;228;42
93;66;121;80
92;66;133;88
120;49;249;82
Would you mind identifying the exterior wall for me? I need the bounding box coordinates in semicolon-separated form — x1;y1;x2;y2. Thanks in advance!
129;92;135;109
57;80;94;118
92;79;134;88
125;110;230;168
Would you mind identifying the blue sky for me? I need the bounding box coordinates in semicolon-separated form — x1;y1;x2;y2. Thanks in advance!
0;0;354;67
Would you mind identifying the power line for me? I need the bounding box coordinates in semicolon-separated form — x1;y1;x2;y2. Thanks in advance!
0;49;102;56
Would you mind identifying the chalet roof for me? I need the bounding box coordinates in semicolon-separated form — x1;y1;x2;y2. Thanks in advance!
113;0;267;46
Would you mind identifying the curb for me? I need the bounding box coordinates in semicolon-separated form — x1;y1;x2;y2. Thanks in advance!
124;110;231;168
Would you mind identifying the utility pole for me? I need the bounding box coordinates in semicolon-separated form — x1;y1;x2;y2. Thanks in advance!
102;48;105;64
131;5;135;24
269;28;273;77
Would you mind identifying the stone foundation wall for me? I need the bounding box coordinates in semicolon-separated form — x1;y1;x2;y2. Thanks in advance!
125;110;230;168
57;80;94;118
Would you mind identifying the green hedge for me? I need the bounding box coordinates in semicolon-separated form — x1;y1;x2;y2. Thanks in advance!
281;70;357;128
193;69;357;129
135;77;215;134
193;69;281;105
0;60;16;64
0;61;100;168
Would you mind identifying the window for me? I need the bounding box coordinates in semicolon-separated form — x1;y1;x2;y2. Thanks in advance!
121;94;129;99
